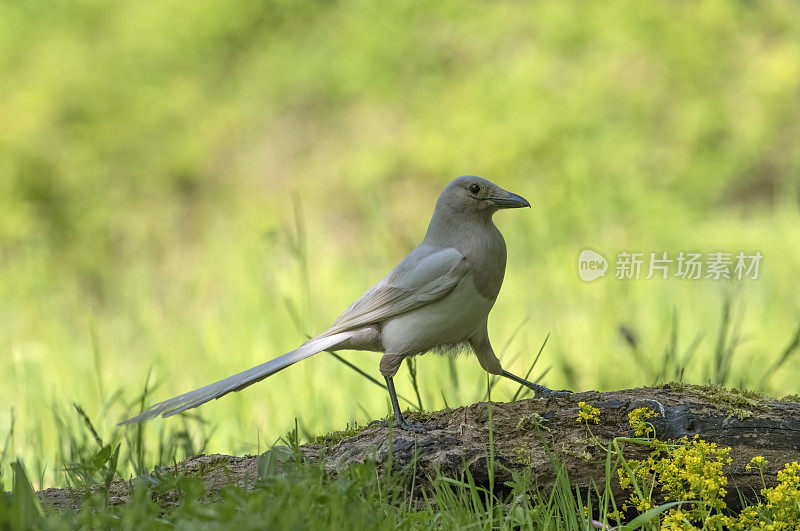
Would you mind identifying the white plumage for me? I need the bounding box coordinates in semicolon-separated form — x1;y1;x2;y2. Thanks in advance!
119;175;562;430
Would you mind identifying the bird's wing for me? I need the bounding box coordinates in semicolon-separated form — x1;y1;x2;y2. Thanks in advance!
323;246;470;336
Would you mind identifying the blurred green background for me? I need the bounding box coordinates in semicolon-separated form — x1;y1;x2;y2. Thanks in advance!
1;0;799;487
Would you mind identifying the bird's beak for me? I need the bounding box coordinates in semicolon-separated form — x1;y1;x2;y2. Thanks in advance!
489;191;531;209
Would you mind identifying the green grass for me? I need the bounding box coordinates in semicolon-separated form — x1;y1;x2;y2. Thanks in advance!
0;396;683;530
2;436;605;530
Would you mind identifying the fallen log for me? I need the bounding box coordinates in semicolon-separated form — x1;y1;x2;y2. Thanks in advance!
37;384;800;512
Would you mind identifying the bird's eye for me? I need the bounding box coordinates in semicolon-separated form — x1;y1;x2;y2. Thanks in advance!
469;184;480;194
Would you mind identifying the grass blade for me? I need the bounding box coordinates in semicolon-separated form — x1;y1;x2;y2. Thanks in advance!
512;333;550;402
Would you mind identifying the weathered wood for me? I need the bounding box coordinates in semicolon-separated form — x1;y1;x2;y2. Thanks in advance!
36;384;800;511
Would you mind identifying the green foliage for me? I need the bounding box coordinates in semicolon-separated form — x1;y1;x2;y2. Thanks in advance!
2;431;614;530
0;461;42;531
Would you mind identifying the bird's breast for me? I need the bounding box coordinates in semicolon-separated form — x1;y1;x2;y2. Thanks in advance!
464;229;507;299
380;274;495;356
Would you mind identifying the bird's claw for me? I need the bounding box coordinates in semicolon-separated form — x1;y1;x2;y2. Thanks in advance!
542;388;573;398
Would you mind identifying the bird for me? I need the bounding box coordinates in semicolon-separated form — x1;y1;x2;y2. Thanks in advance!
119;175;568;431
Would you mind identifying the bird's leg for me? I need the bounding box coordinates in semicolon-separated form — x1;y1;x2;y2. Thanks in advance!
368;376;429;433
501;370;572;398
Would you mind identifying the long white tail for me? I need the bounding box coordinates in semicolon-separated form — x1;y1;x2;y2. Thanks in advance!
118;332;353;425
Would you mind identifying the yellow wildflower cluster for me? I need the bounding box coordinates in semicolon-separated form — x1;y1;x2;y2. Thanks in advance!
723;461;800;530
661;509;699;530
618;436;731;525
617;439;800;529
617;463;654;513
747;455;768;471
655;437;731;510
575;398;800;528
627;407;657;437
575;401;599;424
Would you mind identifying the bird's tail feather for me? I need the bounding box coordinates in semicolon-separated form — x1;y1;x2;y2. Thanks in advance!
118;331;352;425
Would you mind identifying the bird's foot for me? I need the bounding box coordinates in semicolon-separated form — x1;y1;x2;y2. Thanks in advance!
368;417;430;433
502;371;572;400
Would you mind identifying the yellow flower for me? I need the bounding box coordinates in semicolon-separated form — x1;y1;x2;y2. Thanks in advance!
617;436;732;526
627;407;657;437
720;462;799;529
747;455;768;471
662;509;698;530
576;401;600;424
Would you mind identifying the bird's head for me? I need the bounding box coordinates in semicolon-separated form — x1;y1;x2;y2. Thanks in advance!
438;175;530;216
